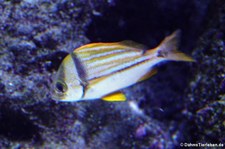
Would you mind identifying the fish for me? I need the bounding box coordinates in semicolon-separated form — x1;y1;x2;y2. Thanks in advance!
51;30;194;102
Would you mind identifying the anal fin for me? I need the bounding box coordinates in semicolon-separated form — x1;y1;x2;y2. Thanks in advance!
138;68;157;82
102;92;126;102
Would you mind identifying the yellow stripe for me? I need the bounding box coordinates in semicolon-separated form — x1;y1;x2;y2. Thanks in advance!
89;56;157;86
78;49;128;61
75;42;140;59
86;51;138;66
87;53;140;71
87;55;150;80
87;57;136;79
85;51;140;73
75;42;130;52
74;42;153;82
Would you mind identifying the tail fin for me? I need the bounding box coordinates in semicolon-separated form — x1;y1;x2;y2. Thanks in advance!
156;30;195;62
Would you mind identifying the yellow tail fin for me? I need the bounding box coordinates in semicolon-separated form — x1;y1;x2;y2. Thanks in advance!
156;30;195;62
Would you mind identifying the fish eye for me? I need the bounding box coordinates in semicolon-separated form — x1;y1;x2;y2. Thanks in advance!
55;80;67;93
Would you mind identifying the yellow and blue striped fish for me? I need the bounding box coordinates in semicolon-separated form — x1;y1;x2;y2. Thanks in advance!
51;30;194;102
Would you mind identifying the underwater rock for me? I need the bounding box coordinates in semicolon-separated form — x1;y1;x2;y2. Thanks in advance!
0;0;113;148
185;0;225;144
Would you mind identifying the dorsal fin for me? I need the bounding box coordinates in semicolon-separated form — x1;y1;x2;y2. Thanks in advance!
119;40;147;50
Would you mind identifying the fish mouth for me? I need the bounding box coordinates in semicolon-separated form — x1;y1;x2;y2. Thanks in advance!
51;94;75;102
51;94;61;101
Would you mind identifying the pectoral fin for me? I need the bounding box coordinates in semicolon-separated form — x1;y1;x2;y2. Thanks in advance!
102;92;126;102
138;68;157;82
